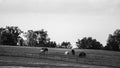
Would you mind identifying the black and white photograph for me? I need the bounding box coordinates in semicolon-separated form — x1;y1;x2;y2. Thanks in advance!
0;0;120;68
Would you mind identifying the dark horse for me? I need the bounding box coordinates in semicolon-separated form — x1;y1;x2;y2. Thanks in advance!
71;49;75;55
40;47;48;54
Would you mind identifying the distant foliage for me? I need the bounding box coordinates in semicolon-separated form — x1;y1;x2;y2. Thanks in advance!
0;26;22;45
76;37;103;49
27;30;38;46
60;41;72;48
2;26;120;51
46;41;57;48
105;29;120;51
26;29;55;47
0;26;57;47
33;29;50;47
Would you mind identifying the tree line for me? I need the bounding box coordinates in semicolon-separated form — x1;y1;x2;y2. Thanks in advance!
0;26;120;51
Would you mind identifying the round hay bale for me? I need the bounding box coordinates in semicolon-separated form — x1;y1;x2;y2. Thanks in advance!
78;52;86;57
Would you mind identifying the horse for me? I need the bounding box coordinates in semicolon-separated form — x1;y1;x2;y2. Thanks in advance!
40;47;48;54
64;51;69;55
71;49;75;55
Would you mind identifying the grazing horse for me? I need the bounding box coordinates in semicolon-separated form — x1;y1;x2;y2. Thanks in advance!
40;47;48;54
71;49;75;55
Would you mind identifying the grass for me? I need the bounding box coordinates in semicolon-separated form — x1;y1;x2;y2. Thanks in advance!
0;45;120;68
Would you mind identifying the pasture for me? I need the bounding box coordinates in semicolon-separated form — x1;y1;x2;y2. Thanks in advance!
0;45;120;68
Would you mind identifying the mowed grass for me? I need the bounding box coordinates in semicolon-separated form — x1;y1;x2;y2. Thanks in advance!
0;45;120;68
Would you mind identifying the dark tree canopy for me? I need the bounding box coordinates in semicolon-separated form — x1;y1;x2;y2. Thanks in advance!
34;29;50;47
27;30;37;46
26;29;51;47
105;29;120;51
3;26;120;51
46;41;57;48
0;26;53;47
60;41;71;48
0;26;22;45
76;37;103;49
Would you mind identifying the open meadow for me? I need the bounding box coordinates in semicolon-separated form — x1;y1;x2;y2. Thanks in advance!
0;45;120;68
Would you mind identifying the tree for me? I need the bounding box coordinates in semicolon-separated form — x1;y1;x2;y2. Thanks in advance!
27;30;37;47
0;26;22;45
35;29;50;47
105;29;120;51
46;41;57;48
76;37;103;49
0;27;5;44
25;29;50;47
32;29;50;47
61;41;71;48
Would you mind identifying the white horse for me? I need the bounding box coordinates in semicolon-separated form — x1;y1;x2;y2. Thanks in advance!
64;51;69;55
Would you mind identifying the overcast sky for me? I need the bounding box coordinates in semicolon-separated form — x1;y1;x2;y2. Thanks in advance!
0;0;120;46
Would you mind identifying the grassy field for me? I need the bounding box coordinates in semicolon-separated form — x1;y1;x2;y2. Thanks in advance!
0;45;120;68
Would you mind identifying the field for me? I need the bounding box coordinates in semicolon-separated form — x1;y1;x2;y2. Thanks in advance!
0;45;120;68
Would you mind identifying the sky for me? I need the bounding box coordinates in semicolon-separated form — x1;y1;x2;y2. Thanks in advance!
0;0;120;46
